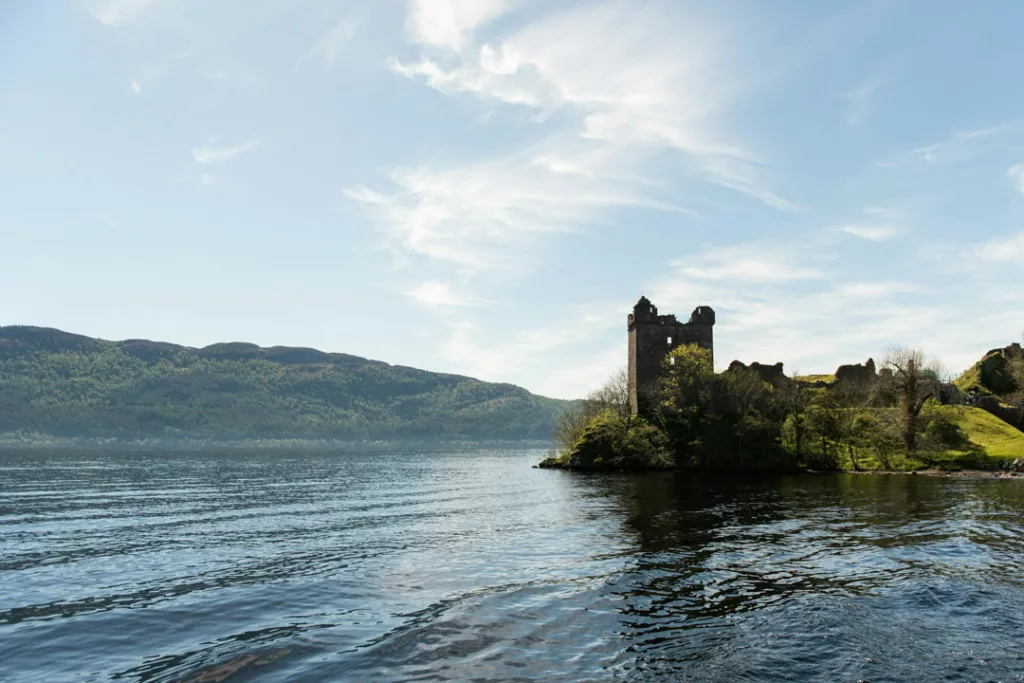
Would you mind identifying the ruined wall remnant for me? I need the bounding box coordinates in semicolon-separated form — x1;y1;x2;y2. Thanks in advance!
835;358;877;386
728;360;786;385
628;296;715;416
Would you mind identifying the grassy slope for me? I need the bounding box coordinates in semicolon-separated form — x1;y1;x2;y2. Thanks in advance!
940;405;1024;459
839;406;1024;471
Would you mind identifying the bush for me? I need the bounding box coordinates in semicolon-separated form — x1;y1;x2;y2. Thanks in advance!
564;411;673;470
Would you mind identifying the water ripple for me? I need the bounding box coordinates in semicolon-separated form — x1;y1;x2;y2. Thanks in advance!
2;451;1023;682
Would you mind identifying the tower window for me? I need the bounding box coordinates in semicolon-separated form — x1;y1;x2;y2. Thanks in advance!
670;357;676;365
667;336;673;345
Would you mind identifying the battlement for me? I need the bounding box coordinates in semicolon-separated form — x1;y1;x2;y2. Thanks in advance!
627;296;715;416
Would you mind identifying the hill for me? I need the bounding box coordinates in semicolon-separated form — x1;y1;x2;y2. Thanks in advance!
954;342;1023;397
953;342;1024;431
939;405;1024;460
0;326;571;443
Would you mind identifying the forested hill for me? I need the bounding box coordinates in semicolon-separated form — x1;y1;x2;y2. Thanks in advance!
0;326;571;443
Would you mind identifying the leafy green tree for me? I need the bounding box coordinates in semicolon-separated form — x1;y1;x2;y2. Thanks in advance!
654;344;715;461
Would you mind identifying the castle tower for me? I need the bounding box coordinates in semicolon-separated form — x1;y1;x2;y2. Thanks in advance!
627;297;715;416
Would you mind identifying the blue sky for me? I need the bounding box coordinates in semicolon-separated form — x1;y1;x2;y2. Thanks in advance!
2;0;1023;399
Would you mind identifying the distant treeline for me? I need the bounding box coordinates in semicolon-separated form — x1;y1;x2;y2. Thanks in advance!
0;326;570;442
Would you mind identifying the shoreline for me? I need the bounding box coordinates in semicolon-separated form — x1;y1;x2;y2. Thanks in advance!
849;468;1021;479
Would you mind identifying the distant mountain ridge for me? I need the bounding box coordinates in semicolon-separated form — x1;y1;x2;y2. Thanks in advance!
0;326;570;443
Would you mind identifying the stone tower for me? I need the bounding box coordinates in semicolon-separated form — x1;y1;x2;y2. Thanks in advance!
627;296;715;416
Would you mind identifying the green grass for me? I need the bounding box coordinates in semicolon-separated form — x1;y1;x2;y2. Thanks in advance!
953;364;987;394
794;374;835;384
809;406;1024;472
937;405;1024;458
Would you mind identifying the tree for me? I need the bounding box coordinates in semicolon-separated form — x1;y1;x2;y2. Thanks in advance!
806;393;842;468
658;344;715;414
717;365;772;464
775;377;811;458
582;368;631;419
553;369;632;455
831;376;875;470
880;347;943;452
552;403;593;455
653;344;716;462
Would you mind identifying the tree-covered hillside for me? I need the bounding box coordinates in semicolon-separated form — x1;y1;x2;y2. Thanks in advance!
0;326;570;442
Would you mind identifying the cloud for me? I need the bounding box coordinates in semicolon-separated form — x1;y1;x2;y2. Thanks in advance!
835;281;919;297
359;1;798;279
671;243;823;283
839;223;898;242
978;232;1024;263
1007;165;1024;195
86;0;158;26
436;303;623;397
841;77;881;126
130;79;142;94
405;0;508;53
191;138;260;164
404;281;483;308
346;148;690;272
303;18;357;68
200;173;218;186
837;205;904;242
879;120;1019;167
390;2;797;211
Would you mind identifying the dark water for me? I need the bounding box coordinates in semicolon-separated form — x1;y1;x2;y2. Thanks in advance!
2;449;1024;682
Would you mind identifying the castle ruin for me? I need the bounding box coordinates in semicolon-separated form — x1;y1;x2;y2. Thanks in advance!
627;296;715;416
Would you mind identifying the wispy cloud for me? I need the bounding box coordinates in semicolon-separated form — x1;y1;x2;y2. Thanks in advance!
840;223;897;242
840;77;881;126
978;232;1024;262
347;149;689;272
303;18;357;68
191;138;260;164
130;79;142;94
405;0;508;53
357;1;798;279
391;2;795;210
837;205;904;242
436;303;623;396
671;243;823;283
879;120;1019;167
200;173;218;187
86;0;158;26
1007;164;1024;195
404;281;484;309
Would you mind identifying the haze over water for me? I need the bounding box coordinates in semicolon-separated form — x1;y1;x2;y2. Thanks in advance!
2;448;1023;682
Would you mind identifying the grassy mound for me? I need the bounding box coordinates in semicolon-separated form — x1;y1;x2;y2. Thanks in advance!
938;405;1024;459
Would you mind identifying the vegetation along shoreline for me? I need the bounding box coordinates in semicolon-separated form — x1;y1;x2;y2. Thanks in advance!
539;298;1024;474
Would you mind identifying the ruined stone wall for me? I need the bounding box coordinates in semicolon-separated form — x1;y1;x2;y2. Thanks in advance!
728;360;786;385
628;297;714;415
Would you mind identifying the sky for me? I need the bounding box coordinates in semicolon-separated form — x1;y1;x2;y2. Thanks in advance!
2;0;1024;399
